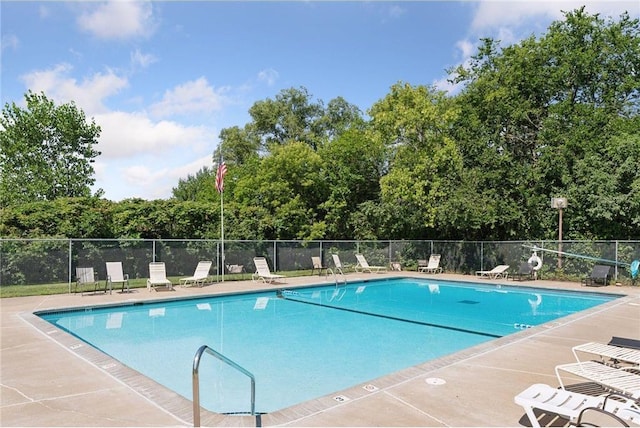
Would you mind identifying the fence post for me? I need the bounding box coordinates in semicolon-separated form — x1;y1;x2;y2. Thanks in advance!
615;240;619;281
273;241;277;271
216;240;220;283
68;239;73;294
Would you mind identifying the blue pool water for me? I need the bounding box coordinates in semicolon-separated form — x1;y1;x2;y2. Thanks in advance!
39;278;617;414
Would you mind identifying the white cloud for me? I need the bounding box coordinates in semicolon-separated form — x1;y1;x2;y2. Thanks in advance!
38;4;51;19
441;1;638;95
91;135;215;200
172;154;214;180
257;68;279;87
17;61;220;201
456;39;475;61
1;34;19;52
471;1;637;34
433;39;475;95
130;48;157;69
20;64;128;115
102;154;213;200
123;165;168;188
471;1;563;32
149;77;228;118
387;5;406;19
94;111;212;159
77;1;157;40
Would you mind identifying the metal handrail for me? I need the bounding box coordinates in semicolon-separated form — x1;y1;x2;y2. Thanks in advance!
327;268;346;286
192;344;255;427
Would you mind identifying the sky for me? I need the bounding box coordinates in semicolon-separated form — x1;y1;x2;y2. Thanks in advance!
1;1;638;201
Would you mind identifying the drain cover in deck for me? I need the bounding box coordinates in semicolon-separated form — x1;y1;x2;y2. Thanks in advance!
425;377;446;385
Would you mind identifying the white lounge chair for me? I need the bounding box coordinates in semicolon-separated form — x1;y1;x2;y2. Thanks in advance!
179;260;212;287
252;257;285;283
419;254;443;274
147;262;173;291
355;254;387;273
555;360;640;398
515;383;640;428
332;254;346;276
106;261;130;293
311;256;327;276
226;264;244;274
572;342;640;367
74;267;104;294
475;264;510;279
609;336;640;351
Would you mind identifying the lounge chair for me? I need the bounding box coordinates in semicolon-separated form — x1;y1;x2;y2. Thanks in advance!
582;264;611;287
179;260;212;287
417;259;428;271
419;254;443;274
355;254;387;273
514;383;640;428
332;254;346;276
609;336;640;351
512;262;534;281
572;342;640;366
252;257;285;283
106;261;130;293
311;256;328;276
226;264;244;274
147;262;173;291
575;402;640;427
554;360;640;398
74;267;105;294
475;264;510;279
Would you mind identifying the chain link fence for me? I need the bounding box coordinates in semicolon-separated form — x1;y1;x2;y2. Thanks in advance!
1;239;638;288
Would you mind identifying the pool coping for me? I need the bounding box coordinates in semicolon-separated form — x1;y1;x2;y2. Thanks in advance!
3;272;640;427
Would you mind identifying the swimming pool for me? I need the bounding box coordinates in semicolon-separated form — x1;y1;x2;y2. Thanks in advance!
38;278;617;414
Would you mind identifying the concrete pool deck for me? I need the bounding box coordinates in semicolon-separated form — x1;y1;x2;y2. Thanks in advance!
1;272;639;427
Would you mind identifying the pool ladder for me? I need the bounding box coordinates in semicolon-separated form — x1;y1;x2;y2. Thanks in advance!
192;344;256;427
327;268;346;286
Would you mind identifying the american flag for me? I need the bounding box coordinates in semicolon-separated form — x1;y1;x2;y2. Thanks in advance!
215;161;228;193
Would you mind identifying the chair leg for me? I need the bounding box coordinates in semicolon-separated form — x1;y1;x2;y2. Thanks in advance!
523;407;543;428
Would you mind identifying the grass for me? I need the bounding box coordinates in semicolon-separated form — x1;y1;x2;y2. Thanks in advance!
0;270;323;298
0;278;150;298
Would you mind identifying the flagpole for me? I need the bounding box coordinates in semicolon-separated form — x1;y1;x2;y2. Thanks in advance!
216;159;227;283
222;196;226;284
220;166;225;283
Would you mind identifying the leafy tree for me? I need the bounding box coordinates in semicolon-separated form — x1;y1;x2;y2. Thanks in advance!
246;87;364;152
567;132;640;239
318;128;385;239
0;91;102;206
110;199;218;239
449;8;640;240
0;197;114;238
367;83;465;239
172;166;216;202
319;96;366;139
3;9;638;244
248;86;325;150
230;142;327;239
215;125;261;165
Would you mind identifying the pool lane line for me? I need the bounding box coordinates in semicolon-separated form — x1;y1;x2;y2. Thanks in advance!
276;291;502;339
